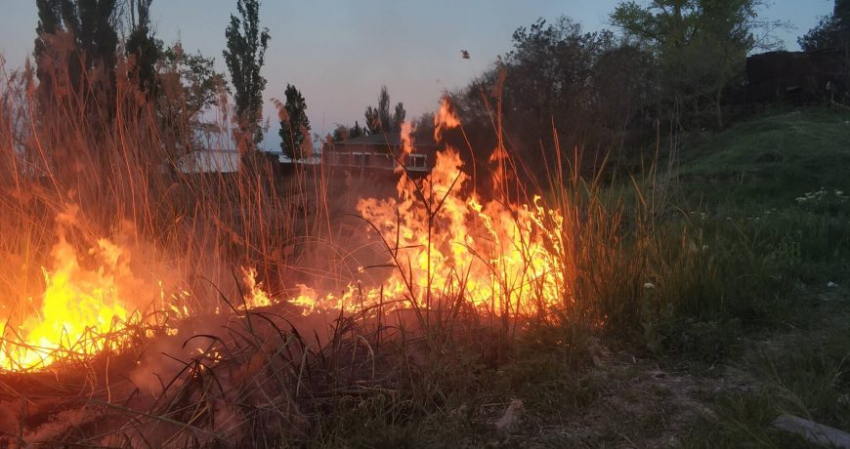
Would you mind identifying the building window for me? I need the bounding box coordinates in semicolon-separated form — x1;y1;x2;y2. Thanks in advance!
408;154;426;169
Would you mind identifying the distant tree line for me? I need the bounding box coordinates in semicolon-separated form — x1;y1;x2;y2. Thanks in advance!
29;0;847;183
399;0;825;187
331;85;407;143
31;0;317;168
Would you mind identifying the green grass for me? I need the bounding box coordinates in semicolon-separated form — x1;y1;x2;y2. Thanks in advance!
663;107;850;447
634;108;850;356
301;106;850;446
682;311;850;448
677;108;850;209
5;52;850;446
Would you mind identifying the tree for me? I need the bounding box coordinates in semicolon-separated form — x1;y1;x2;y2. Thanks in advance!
157;42;227;159
364;86;406;133
34;0;120;111
278;84;311;160
330;121;364;143
126;0;161;97
351;121;364;138
503;18;610;129
393;102;406;131
612;0;760;127
799;0;850;51
800;16;843;51
223;0;271;150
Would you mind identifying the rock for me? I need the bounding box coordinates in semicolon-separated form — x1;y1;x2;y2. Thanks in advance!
772;414;850;448
588;337;611;366
494;399;524;434
756;151;783;163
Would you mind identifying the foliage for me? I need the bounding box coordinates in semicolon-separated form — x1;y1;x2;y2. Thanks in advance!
157;42;227;159
34;0;120;119
684;326;850;448
223;0;271;149
278;84;311;159
799;0;850;54
799;15;846;51
611;0;760;128
331;120;364;143
364;85;406;133
125;0;161;97
449;17;654;182
642;108;850;363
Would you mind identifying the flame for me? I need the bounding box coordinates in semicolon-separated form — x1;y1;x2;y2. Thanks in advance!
400;121;414;157
282;97;569;317
241;267;272;309
0;235;141;371
434;97;460;142
0;95;569;371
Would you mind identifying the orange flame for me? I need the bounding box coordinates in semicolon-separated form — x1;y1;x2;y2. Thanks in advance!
0;235;141;371
282;97;569;317
241;267;272;309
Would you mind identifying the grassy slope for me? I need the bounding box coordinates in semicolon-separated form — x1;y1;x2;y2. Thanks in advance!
677;107;850;208
319;108;850;448
673;107;850;448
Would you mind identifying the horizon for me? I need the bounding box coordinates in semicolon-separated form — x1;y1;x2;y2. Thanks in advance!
0;0;835;151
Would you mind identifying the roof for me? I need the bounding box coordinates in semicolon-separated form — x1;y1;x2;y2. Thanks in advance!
337;131;435;148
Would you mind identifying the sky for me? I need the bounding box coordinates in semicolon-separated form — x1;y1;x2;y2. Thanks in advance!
0;0;836;152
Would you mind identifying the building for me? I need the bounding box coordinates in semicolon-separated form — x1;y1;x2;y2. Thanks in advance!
175;148;240;174
325;132;435;175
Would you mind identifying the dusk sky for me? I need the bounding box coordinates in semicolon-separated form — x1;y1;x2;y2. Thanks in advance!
0;0;835;151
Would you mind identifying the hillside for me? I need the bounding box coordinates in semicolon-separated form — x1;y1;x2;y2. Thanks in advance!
677;108;850;208
668;108;850;448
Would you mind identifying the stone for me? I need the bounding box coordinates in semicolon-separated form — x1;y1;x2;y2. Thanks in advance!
772;414;850;448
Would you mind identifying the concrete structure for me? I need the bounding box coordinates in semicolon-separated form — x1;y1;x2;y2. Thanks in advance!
325;132;435;174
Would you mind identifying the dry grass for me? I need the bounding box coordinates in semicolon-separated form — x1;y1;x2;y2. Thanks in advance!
1;47;818;447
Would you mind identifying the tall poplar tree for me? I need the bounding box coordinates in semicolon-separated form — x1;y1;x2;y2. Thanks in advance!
223;0;271;150
278;84;311;160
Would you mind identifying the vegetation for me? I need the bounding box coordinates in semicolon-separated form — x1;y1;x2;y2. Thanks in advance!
125;0;160;96
277;84;311;160
799;0;850;51
34;0;120;126
611;0;762;128
0;0;848;447
223;0;271;149
364;85;406;134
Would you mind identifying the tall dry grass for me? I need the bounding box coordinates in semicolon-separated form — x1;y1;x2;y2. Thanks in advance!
0;48;680;446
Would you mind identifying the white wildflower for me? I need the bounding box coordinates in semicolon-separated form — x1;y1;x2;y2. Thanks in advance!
643;282;656;289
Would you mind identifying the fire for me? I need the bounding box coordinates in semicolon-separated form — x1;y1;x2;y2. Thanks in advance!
0;234;141;371
282;98;570;317
241;266;273;309
0;97;569;371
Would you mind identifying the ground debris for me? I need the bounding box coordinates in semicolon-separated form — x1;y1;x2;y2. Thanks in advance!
494;399;524;434
772;414;850;448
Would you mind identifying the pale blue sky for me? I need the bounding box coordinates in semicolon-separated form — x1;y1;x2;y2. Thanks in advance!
0;0;834;151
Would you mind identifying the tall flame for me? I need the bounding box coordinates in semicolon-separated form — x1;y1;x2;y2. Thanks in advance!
282;97;569;317
0;97;570;371
0;234;139;371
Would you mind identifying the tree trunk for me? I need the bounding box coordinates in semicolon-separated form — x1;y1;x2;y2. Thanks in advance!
715;88;724;129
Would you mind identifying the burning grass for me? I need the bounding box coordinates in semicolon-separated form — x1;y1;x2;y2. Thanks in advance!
0;53;783;446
